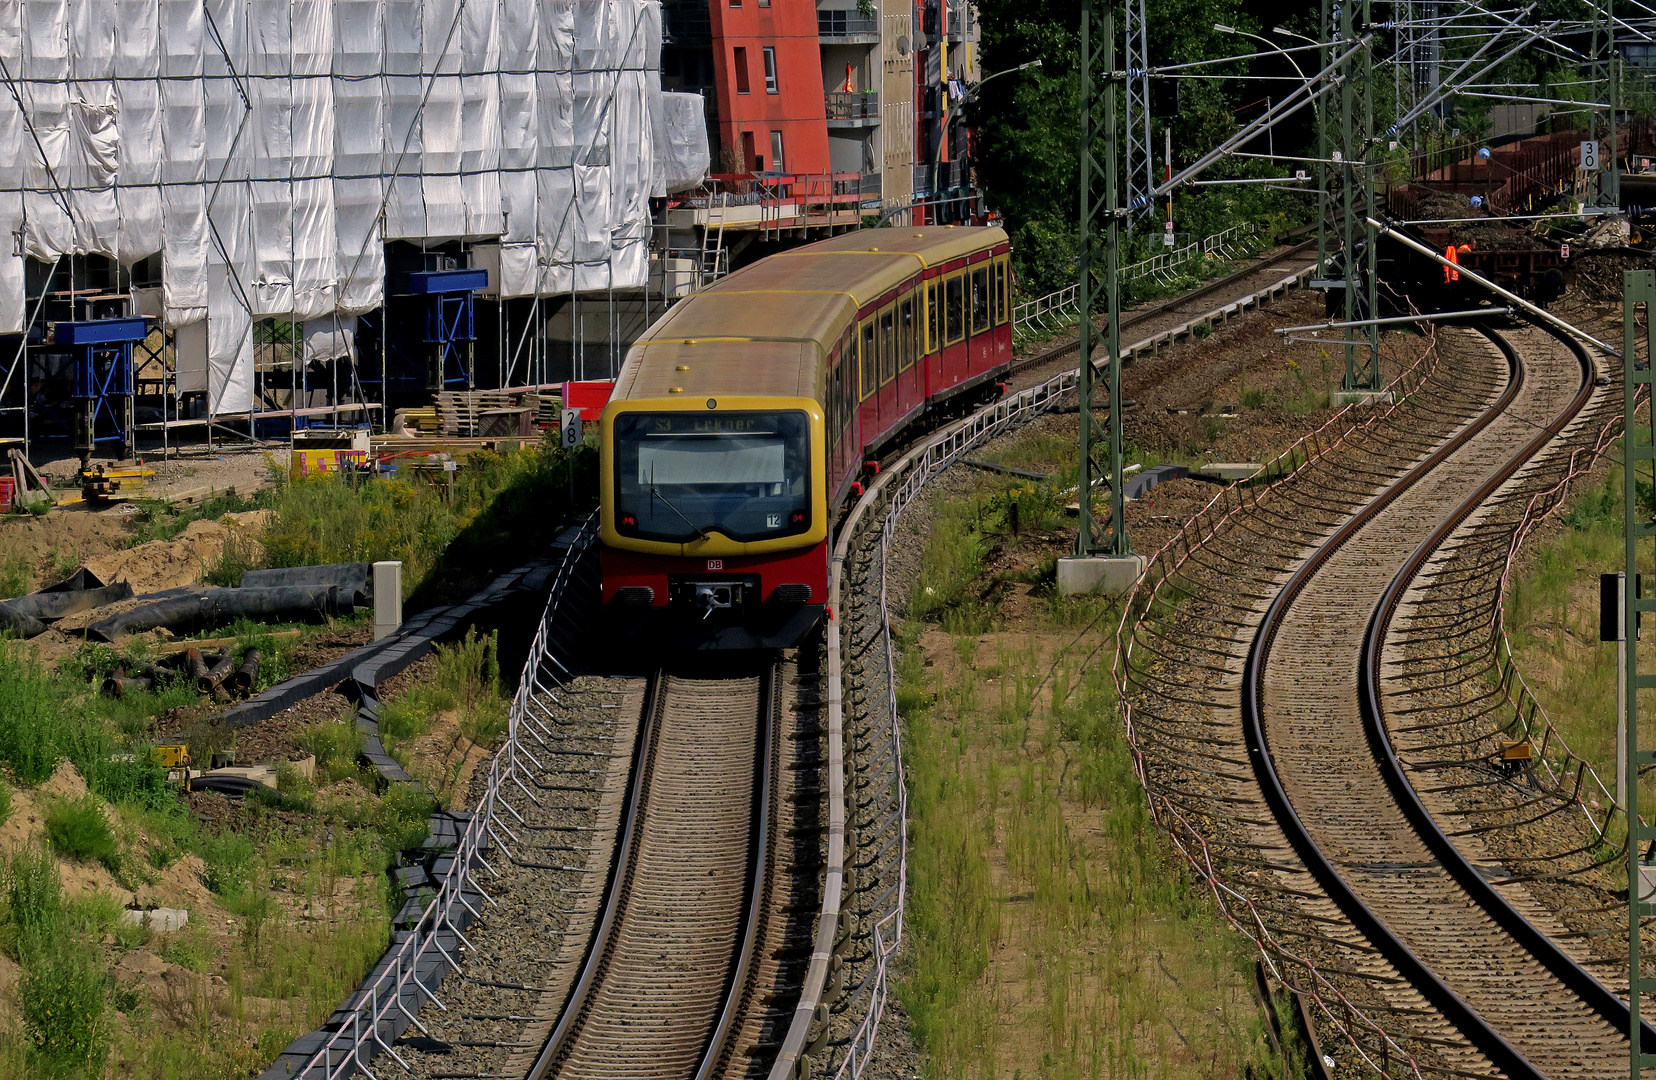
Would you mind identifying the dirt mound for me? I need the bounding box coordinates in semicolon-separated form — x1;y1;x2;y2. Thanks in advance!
79;511;271;595
0;509;132;598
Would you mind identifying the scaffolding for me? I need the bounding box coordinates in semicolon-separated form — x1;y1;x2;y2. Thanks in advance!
0;0;711;458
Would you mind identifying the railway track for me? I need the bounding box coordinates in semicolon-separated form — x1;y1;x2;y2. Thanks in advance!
1116;311;1650;1078
384;656;820;1080
1246;321;1640;1077
1009;237;1318;383
527;667;779;1079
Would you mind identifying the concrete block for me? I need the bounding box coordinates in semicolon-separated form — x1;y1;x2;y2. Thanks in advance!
203;765;278;789
1332;389;1396;406
1199;463;1262;482
121;906;189;932
374;561;404;641
1057;554;1147;596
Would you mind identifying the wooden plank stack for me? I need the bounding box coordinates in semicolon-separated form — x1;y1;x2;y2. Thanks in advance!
435;390;556;436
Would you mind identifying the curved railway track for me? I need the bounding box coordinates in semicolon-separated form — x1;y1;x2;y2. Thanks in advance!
279;231;1342;1080
1244;321;1647;1078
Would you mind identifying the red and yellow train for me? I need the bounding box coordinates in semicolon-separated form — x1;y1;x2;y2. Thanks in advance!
598;225;1014;648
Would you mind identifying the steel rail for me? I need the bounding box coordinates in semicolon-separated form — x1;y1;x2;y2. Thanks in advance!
695;660;781;1080
526;664;779;1080
526;669;666;1080
1360;326;1656;1053
1241;323;1541;1080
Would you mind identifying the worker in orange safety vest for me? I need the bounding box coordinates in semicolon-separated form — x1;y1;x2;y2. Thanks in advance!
1443;240;1474;283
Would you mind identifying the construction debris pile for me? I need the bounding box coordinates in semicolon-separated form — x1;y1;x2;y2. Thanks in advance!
101;646;261;703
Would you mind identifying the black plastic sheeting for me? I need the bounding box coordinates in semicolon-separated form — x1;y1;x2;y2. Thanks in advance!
88;585;352;642
240;563;373;606
0;570;135;639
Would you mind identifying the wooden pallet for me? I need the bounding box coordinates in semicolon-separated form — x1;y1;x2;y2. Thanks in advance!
436;391;521;436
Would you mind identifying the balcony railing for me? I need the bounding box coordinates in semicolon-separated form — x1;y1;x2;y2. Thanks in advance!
826;92;880;121
817;10;879;37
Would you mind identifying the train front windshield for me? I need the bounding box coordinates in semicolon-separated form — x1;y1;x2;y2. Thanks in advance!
613;410;812;543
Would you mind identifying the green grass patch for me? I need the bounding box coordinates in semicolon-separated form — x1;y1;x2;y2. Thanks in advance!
0;551;33;598
259;438;595;607
44;797;119;872
895;479;1302;1079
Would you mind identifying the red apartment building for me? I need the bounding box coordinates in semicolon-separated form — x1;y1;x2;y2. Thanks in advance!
661;0;979;212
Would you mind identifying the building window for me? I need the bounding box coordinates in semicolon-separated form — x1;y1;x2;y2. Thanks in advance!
734;47;750;94
770;130;785;171
741;130;759;170
763;46;778;93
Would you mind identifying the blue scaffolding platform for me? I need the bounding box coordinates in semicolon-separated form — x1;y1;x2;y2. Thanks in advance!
411;269;488;389
55;317;149;452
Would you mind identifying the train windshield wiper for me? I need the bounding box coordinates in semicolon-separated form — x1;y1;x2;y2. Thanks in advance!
648;467;709;541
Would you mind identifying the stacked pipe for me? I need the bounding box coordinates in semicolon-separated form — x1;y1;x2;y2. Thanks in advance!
97;645;264;702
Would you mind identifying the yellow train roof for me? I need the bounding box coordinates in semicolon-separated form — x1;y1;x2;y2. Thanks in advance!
611;225;1008;404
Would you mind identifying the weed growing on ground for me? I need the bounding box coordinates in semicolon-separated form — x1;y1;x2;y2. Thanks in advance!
299;713;367;782
259;437;595;605
0;846;116;1074
895;476;1301;1078
44;796;119;871
126;486;273;546
204;533;263;586
0;551;32;598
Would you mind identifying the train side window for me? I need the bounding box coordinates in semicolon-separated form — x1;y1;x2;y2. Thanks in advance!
898;296;915;371
925;281;939;352
879;307;896;384
945;273;965;344
971;267;990;334
994;259;1009;324
860;319;877;399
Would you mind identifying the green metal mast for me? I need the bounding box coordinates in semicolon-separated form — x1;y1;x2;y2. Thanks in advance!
1074;0;1128;558
1335;0;1380;393
1625;268;1654;1080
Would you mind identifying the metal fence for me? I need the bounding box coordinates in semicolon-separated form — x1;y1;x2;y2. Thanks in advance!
1011;223;1264;345
282;518;600;1079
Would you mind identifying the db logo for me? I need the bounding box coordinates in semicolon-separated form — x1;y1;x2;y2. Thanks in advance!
706;559;724;570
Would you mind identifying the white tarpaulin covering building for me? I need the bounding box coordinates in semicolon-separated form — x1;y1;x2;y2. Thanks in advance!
0;0;706;412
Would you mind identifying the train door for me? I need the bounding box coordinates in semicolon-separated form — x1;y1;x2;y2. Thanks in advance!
897;291;919;418
877;300;898;428
858;313;879;453
992;256;1012;369
924;276;941;395
969;262;992;371
943;268;967;388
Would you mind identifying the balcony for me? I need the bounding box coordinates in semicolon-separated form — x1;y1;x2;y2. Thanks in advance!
817;9;880;42
946;7;978;40
826;92;881;129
